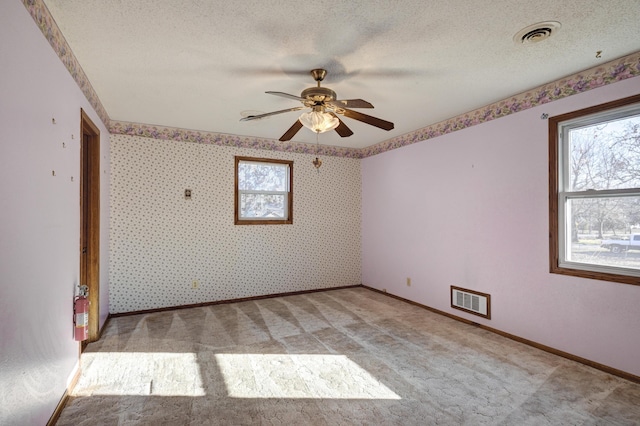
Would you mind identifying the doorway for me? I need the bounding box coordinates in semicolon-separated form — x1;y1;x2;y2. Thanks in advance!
80;109;100;347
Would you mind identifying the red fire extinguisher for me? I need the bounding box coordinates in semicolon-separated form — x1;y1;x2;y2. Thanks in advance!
74;285;89;341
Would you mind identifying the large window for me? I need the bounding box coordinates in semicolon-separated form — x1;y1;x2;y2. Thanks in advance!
549;94;640;285
235;156;293;225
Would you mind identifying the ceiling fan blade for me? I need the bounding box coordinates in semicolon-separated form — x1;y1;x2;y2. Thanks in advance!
329;113;354;137
329;99;374;109
339;108;394;131
240;106;306;121
266;91;306;102
279;120;304;141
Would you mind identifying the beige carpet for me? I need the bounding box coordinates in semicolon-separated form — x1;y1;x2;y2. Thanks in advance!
56;287;640;425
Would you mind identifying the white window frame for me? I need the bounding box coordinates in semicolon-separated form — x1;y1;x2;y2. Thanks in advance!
549;94;640;286
234;156;293;225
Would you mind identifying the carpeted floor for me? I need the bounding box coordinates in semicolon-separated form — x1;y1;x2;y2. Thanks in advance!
56;287;640;425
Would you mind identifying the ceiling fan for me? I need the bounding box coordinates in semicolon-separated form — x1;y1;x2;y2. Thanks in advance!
240;69;394;141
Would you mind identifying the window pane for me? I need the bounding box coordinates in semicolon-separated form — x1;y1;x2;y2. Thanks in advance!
566;196;640;271
238;162;288;191
239;193;286;219
568;114;640;191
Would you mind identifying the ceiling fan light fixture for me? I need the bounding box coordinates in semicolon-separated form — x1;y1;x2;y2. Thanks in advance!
299;110;339;133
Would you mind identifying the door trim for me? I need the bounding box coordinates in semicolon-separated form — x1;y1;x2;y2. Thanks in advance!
80;109;100;344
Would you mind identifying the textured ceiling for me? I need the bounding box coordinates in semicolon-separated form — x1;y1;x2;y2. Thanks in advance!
43;0;640;149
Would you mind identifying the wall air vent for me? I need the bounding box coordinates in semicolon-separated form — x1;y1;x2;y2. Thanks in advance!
451;286;491;319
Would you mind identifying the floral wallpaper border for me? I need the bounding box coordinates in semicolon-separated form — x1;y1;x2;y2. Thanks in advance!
24;0;640;159
361;52;640;158
108;122;363;158
22;0;110;128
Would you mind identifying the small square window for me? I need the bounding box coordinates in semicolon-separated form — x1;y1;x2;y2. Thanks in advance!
234;156;293;225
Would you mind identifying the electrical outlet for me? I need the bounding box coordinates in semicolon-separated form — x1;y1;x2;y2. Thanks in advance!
407;277;411;287
192;280;199;289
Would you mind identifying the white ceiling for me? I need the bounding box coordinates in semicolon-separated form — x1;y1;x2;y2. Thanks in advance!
43;0;640;149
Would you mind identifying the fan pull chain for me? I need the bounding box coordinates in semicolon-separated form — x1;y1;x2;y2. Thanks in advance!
312;131;322;172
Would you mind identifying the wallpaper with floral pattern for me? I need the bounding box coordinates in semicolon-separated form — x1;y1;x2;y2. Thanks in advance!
109;134;361;313
22;0;640;313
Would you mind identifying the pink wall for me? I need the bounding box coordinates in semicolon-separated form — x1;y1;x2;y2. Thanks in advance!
0;2;110;424
362;76;640;377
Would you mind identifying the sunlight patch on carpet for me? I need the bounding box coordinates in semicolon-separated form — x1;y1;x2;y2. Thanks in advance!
215;354;401;399
72;352;205;396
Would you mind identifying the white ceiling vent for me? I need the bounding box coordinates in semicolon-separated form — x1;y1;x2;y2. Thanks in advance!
451;286;491;319
514;21;561;44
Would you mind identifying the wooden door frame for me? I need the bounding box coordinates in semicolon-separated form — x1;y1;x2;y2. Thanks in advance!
80;109;100;344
